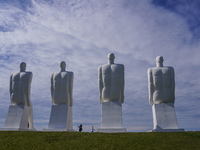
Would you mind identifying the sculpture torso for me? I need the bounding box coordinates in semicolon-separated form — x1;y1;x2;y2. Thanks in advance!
51;71;73;106
10;72;32;106
99;64;124;103
148;66;175;105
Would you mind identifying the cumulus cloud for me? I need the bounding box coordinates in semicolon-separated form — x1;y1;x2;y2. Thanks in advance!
0;0;200;131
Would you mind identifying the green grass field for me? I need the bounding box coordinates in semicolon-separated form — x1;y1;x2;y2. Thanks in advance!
0;131;199;150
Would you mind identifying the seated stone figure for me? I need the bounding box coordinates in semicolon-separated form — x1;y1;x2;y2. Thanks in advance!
148;56;175;105
98;53;125;103
10;62;34;129
97;53;126;132
45;61;74;131
51;61;74;106
147;56;184;132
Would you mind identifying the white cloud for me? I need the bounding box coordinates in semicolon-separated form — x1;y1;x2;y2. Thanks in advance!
0;0;200;131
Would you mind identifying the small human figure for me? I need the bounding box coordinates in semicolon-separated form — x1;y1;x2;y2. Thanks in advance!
92;126;95;132
98;53;125;104
51;61;74;106
148;56;175;105
78;124;83;132
10;62;34;129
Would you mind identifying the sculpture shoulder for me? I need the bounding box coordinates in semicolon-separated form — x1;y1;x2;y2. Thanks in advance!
166;66;174;71
148;67;158;71
63;71;73;76
160;66;174;73
99;64;124;73
116;63;124;66
52;71;73;78
147;68;153;75
11;72;20;77
11;71;32;77
98;64;110;73
164;66;174;75
111;63;123;67
148;67;161;76
111;64;124;72
99;64;110;69
52;71;60;77
25;71;33;76
148;67;174;75
100;64;124;68
66;71;74;79
98;65;102;70
67;71;73;76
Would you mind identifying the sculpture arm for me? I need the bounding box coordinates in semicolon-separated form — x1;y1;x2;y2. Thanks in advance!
121;65;125;103
98;66;103;104
26;72;32;106
51;73;54;104
69;72;74;106
9;75;13;97
171;67;175;103
10;74;13;105
148;69;154;105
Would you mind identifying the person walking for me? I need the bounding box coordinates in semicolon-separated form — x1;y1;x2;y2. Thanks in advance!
92;126;95;132
78;124;83;132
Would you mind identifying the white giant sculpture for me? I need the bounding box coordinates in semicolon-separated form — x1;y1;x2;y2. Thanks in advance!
51;61;73;106
44;61;74;131
97;53;126;133
3;62;35;131
98;53;124;104
148;56;175;105
148;56;184;132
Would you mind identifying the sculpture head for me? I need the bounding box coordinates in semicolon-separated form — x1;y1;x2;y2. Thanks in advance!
156;56;164;67
60;61;66;71
20;62;26;72
107;53;115;64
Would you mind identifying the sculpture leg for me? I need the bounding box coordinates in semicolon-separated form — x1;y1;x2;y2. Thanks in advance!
28;102;34;129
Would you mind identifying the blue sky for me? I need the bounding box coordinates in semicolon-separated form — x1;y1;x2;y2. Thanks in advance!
0;0;200;132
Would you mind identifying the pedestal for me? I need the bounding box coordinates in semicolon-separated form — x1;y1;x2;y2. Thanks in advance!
1;105;32;131
150;103;184;132
97;101;126;133
43;105;74;131
97;128;127;133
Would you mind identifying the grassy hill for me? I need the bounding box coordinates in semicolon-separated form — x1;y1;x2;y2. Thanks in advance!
0;131;199;150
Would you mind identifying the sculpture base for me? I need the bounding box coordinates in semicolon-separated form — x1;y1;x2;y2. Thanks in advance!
2;105;36;131
151;103;184;131
0;128;36;131
101;101;123;128
44;105;73;131
43;129;75;132
149;129;185;132
97;128;127;133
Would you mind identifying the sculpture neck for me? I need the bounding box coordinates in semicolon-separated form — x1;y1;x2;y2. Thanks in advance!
60;68;65;72
156;63;163;67
20;69;25;72
108;60;114;65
